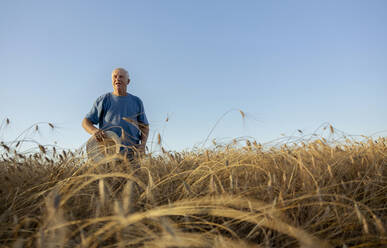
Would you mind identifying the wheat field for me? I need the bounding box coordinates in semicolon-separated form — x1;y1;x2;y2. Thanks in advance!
0;123;386;247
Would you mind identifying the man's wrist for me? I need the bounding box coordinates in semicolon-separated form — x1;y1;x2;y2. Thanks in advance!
91;128;101;135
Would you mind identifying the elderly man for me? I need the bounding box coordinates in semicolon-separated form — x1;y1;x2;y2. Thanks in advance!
82;68;149;160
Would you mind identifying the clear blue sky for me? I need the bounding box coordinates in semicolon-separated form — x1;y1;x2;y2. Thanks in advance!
1;0;386;152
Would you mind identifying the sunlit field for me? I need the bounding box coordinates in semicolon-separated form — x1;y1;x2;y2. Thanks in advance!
0;122;386;247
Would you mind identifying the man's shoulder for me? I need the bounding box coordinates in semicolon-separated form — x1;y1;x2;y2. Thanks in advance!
126;93;143;103
95;92;112;102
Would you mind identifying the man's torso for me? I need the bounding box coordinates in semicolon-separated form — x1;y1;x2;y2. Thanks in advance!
86;92;148;147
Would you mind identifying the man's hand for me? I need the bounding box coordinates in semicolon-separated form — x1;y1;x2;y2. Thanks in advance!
137;144;146;155
138;124;149;155
92;129;106;142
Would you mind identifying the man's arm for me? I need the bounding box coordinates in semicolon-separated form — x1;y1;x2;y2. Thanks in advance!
138;123;149;153
82;118;105;141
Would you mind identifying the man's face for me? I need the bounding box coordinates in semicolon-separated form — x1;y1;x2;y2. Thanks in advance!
112;69;129;93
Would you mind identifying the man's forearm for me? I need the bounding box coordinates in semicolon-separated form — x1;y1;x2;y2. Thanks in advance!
139;124;149;145
82;118;106;142
82;118;99;135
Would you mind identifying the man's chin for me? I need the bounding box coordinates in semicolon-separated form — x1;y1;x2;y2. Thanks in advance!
114;86;124;90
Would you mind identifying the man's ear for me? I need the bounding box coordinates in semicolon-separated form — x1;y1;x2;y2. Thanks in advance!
127;78;130;85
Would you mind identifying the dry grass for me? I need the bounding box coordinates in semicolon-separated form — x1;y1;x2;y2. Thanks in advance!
0;131;386;247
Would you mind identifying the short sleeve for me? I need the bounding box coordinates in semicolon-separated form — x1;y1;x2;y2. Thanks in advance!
85;95;105;125
137;98;149;125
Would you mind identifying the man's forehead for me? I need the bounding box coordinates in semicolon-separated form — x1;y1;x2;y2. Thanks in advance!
112;69;125;75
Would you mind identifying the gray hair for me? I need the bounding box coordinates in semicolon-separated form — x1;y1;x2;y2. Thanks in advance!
112;67;129;79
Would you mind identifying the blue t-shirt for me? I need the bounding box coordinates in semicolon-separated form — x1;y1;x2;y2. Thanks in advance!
85;92;149;147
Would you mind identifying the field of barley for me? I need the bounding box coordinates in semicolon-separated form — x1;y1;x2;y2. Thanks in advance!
0;123;386;247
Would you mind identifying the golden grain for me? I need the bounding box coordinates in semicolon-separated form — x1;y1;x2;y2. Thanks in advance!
0;135;385;247
329;125;334;134
1;143;10;152
38;144;46;154
239;110;245;119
